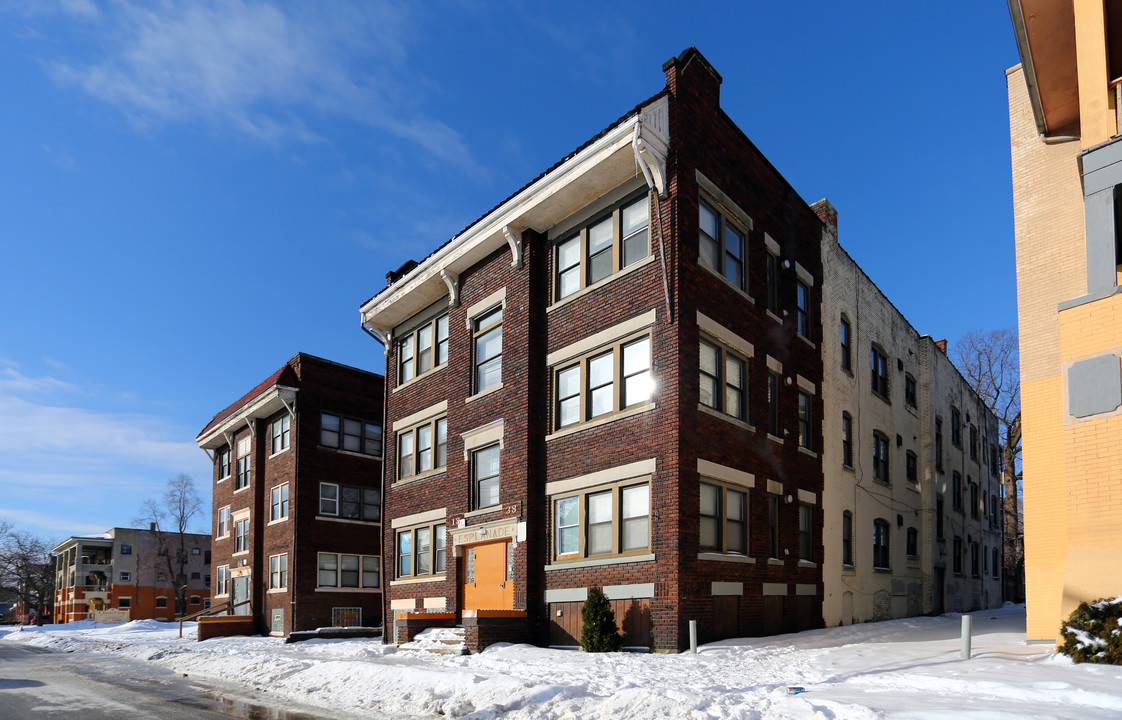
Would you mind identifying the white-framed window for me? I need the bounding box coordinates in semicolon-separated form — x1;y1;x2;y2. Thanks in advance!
552;480;649;560
472;444;501;510
155;596;168;609
698;199;747;289
798;391;813;450
190;595;201;605
216;565;230;596
699;482;748;555
395;525;446;578
699;339;747;421
798;503;813;561
318;552;379;589
320;412;382;456
271;483;289;521
319;482;380;522
554;334;652;429
399;312;449;384
235;436;251;490
217;446;231;480
269;553;288;590
795;281;811;339
556;193;649;300
217;506;231;537
119;571;131;582
118;597;131;609
234;519;249;553
397;416;448;480
473;306;503;393
203;598;211;609
271;414;290;454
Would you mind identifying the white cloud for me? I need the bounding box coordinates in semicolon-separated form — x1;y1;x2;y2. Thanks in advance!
40;1;477;169
0;367;82;396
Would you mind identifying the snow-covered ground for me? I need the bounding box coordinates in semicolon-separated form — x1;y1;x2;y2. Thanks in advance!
3;604;1120;719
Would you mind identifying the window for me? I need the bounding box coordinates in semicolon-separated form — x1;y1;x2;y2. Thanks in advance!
235;437;251;490
842;412;853;467
871;346;889;400
203;598;211;609
192;547;201;555
840;316;852;372
699;339;747;421
983;544;989;575
217;447;230;480
969;480;979;519
120;544;132;555
936;496;945;540
798;503;813;561
216;566;230;595
395;526;445;578
953;536;964;574
906;527;918;558
768;493;780;559
935;418;944;472
991;494;1000;529
473;444;501;509
557;194;649;300
767;371;780;436
318;552;380;588
552;481;650;560
473;306;503;393
796;281;811;339
971;541;980;578
271;414;290;454
155;597;167;609
952;472;963;511
270;484;289;521
905;374;917;408
118;597;131;609
699;482;748;555
873;431;890;483
205;574;211;588
190;572;201;579
319;482;380;522
190;595;201;605
991;443;1000;477
399;313;449;383
698;200;747;288
234;519;249;553
217;506;230;537
873;519;890;569
204;551;211;565
270;554;288;589
992;547;1000;579
797;391;813;450
398;416;448;480
554;334;652;429
906;451;918;483
951;407;962;447
320;412;382;456
842;510;854;566
119;571;131;582
765;252;778;314
970;425;978;461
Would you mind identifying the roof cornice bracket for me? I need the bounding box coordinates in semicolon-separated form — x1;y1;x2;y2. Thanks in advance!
503;226;524;269
441;269;461;308
244;416;256;437
633;97;670;198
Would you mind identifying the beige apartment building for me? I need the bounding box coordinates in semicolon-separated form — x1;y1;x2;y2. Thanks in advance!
1008;1;1122;641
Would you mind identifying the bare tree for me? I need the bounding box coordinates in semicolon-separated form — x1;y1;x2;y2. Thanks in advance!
0;523;56;625
135;474;202;617
952;328;1023;602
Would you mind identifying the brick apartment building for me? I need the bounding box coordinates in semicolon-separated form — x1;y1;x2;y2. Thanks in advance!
53;527;211;623
196;353;384;636
361;49;826;652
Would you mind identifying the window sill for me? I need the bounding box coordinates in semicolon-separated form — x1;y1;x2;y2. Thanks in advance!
798;560;817;568
389;576;445;586
393;363;448;394
267;447;290;461
315;516;380;527
215;534;230;541
315;587;382;593
395;468;448;486
873;567;892;574
234;485;251;494
767;558;784;566
797;333;815;349
905;403;918;417
697;403;753;431
797;447;817;458
217;477;230;484
466;382;504;404
766;433;784;445
548;255;656;312
267;517;289;527
465;505;502;518
905;482;920;492
697;552;755;564
765;309;782;324
212;593;229;599
842;565;856;575
545;553;655;571
266;588;288;594
232;551;249;558
698;261;755;304
546;402;656;441
841;464;855;474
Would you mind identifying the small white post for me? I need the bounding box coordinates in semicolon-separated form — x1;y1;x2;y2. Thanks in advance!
960;614;973;659
689;620;698;654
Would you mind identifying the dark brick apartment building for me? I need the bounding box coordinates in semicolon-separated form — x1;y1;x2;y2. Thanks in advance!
361;49;826;652
196;353;384;635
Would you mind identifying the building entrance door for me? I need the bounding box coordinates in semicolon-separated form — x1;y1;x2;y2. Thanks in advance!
232;576;251;616
463;540;513;611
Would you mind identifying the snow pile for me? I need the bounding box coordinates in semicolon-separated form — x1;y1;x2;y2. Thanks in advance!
5;605;1122;719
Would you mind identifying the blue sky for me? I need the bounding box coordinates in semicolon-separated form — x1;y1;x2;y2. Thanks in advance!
0;1;1021;541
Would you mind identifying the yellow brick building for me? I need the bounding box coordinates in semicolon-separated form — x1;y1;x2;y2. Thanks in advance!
1008;0;1122;642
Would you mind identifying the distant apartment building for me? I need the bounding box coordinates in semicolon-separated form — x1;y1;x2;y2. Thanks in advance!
53;527;211;623
1008;2;1122;641
195;353;384;636
362;49;826;652
819;220;1003;626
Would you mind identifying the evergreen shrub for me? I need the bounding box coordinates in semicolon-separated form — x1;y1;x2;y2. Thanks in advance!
1058;596;1122;664
580;586;623;652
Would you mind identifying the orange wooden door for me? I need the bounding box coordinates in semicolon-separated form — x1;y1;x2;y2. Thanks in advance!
463;541;513;610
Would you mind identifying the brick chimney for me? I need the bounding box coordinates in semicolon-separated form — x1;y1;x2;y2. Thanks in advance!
935;339;948;353
810;199;838;243
663;47;722;106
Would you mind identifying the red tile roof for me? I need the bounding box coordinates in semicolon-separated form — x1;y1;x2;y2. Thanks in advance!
196;363;298;440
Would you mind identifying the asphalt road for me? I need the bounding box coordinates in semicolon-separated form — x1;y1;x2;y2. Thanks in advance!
0;642;336;719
